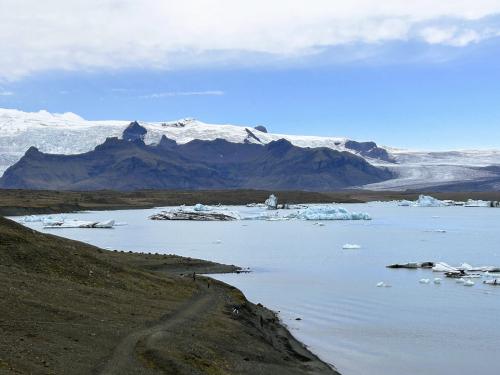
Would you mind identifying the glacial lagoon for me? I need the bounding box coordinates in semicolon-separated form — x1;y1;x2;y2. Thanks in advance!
15;203;500;375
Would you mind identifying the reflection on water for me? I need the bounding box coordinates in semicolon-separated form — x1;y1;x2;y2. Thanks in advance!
15;203;500;375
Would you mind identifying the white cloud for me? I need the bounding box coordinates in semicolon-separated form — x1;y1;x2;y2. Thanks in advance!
1;0;500;80
141;91;224;98
0;90;14;96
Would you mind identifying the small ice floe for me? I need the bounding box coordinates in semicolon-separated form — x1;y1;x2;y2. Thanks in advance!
376;282;391;287
419;278;431;284
193;203;213;211
456;278;466;284
464;280;475;287
214;239;222;244
342;244;361;250
433;278;442;284
44;219;115;229
483;279;500;286
387;262;434;269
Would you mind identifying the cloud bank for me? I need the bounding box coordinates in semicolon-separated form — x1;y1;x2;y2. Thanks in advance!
1;0;500;80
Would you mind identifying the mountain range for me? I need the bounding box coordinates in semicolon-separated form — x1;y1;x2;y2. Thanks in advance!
1;108;500;191
0;121;392;191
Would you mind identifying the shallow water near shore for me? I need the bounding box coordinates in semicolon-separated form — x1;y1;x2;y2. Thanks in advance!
15;203;500;375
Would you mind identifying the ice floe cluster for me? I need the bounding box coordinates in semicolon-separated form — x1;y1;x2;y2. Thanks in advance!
386;261;500;288
397;195;494;208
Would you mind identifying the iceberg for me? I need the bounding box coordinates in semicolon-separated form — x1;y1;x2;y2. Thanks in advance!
413;195;445;207
432;262;458;272
193;203;212;211
298;205;371;221
265;194;278;210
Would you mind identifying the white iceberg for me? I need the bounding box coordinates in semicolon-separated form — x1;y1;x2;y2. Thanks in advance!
464;280;475;286
193;203;212;211
432;262;458;273
419;278;430;284
265;194;278;210
433;278;442;284
298;205;371;221
342;244;361;250
413;195;445;207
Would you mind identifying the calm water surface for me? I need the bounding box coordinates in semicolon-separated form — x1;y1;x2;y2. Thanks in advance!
15;203;500;375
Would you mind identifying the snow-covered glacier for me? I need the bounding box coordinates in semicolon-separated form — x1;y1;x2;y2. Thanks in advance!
1;107;500;190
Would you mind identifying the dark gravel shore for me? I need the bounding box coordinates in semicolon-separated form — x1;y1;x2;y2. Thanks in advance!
0;217;338;374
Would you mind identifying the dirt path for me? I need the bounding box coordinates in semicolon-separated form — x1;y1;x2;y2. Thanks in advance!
97;285;216;375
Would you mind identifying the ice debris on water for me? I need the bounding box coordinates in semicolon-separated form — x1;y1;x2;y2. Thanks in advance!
433;278;442;284
377;282;391;287
464;280;475;287
419;278;430;284
342;244;361;250
298;206;371;221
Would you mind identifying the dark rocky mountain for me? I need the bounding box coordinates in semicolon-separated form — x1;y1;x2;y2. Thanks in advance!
0;123;393;191
122;121;147;142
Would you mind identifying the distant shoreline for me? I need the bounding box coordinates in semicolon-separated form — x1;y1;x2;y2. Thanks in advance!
2;188;500;216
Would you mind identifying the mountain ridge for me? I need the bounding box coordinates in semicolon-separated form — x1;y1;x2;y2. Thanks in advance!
0;123;393;191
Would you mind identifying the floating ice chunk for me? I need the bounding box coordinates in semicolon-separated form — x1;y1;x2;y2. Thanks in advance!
193;203;212;211
265;194;278;210
483;279;500;285
298;205;371;221
456;278;466;284
413;195;445;207
433;278;442;284
432;262;458;273
398;200;412;206
214;239;222;244
44;219;115;228
464;280;475;287
419;278;430;284
342;244;361;250
376;282;391;287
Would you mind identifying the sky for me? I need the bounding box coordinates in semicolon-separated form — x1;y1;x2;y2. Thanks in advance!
1;0;500;150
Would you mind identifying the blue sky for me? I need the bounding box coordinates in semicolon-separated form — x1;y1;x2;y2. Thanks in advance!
1;1;500;150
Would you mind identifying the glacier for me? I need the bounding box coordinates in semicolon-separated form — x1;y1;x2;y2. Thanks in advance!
2;107;500;190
